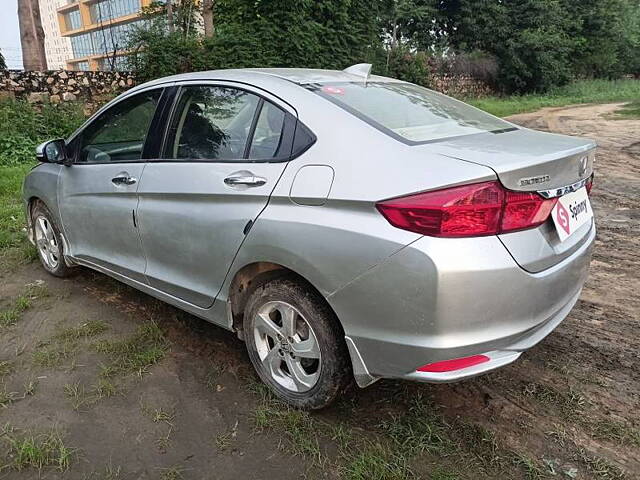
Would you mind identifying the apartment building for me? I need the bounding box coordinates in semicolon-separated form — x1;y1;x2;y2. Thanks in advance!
56;0;152;70
40;0;73;69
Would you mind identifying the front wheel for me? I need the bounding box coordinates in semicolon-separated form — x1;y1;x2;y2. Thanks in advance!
32;202;72;277
243;278;351;409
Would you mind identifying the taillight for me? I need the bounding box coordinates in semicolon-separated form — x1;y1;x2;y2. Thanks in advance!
376;181;557;238
501;190;557;232
586;175;593;194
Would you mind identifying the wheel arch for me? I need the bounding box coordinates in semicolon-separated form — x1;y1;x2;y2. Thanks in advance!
227;261;345;338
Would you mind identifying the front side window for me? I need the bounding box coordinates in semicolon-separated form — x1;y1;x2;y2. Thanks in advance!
165;86;260;161
310;82;515;143
78;89;161;163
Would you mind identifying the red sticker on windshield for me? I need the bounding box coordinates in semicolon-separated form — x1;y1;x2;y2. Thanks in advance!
322;86;345;95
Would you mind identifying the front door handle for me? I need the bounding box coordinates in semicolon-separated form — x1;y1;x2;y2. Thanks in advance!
112;173;137;186
224;172;267;187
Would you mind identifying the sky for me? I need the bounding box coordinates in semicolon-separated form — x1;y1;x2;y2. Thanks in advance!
0;0;23;69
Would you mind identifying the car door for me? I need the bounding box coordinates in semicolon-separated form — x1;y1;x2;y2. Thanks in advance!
58;87;164;282
136;83;297;307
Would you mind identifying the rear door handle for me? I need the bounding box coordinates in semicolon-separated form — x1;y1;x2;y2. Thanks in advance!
224;172;267;187
112;173;137;186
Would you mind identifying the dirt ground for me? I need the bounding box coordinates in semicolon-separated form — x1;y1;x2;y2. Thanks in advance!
0;103;638;480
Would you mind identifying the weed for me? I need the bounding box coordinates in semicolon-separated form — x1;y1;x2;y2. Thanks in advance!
64;382;88;411
340;442;413;480
0;282;48;328
83;463;123;479
575;449;626;480
33;339;77;367
140;402;175;425
0;424;76;472
378;396;451;456
510;453;545;480
158;464;186;480
587;419;640;447
92;320;168;378
214;420;238;451
0;360;12;377
522;382;586;419
253;396;323;465
54;319;109;342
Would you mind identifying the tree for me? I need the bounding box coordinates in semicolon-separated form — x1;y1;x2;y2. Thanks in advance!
202;0;214;37
17;0;47;70
439;0;579;92
0;49;6;70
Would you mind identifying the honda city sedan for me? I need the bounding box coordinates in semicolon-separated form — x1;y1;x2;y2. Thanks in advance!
24;65;595;409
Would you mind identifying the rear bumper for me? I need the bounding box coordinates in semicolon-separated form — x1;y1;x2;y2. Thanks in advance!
329;224;595;387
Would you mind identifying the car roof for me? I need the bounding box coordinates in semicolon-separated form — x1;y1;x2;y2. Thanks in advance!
131;67;401;93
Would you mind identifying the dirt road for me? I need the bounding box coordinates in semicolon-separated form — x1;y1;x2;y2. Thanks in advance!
0;103;638;479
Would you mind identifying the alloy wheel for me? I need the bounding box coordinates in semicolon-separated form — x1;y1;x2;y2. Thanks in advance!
253;300;321;393
34;215;60;270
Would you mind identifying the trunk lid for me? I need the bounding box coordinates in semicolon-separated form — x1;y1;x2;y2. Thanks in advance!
427;128;596;272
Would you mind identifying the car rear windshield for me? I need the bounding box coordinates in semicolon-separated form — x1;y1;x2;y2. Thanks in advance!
308;82;515;143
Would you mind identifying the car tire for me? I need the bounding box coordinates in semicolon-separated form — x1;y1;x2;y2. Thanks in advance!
243;277;351;409
31;202;73;278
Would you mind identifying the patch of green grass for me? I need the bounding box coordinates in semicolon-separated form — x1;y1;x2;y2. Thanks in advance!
0;164;33;258
54;319;110;342
0;360;13;377
0;282;48;328
341;442;413;480
92;320;169;378
0;424;76;472
33;338;77;368
576;449;626;480
254;400;324;464
158;465;186;480
33;319;109;369
613;100;640;119
468;78;640;117
522;382;586;420
378;396;452;456
587;419;640;447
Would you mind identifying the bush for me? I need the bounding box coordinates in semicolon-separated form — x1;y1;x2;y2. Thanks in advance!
0;100;86;166
382;48;431;87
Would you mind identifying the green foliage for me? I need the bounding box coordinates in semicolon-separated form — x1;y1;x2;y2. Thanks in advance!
380;47;431;87
128;0;381;81
0;100;86;166
469;78;640;117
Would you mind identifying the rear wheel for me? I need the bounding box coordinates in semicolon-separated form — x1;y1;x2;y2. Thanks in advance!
243;278;351;409
32;203;72;277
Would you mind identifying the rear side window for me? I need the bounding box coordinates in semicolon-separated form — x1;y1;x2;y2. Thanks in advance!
309;82;514;144
248;101;286;160
78;89;161;163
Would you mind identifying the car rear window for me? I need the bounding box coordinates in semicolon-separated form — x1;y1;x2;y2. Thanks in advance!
308;82;515;144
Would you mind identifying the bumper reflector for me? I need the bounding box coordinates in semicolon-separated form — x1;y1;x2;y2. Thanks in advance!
417;355;490;373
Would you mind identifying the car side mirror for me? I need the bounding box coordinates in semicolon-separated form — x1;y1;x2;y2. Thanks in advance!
36;139;70;165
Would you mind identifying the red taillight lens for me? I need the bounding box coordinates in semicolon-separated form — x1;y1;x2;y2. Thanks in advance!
586;175;593;194
501;190;557;232
376;181;557;238
375;182;504;238
417;354;490;373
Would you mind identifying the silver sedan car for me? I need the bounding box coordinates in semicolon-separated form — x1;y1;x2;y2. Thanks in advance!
23;65;595;409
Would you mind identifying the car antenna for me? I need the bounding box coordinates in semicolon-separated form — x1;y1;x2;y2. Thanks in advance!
343;63;372;86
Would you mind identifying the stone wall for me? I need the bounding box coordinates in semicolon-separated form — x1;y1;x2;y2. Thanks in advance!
430;74;493;98
0;70;137;104
0;70;493;105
